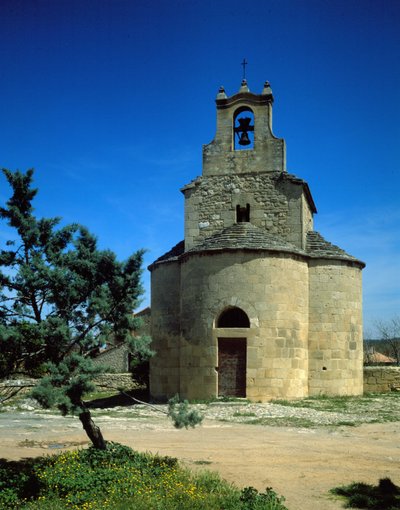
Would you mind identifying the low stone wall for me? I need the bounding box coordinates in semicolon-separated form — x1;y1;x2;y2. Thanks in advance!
91;344;130;372
0;374;138;401
93;373;138;391
2;369;400;399
363;366;400;393
0;378;37;400
0;378;37;388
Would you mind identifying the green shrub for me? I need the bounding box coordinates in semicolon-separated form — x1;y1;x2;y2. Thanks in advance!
240;486;288;509
331;478;400;509
0;457;44;508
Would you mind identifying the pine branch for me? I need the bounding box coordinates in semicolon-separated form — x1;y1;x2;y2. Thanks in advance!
0;305;37;321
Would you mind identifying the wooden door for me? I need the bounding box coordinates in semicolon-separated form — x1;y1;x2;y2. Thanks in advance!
218;338;246;398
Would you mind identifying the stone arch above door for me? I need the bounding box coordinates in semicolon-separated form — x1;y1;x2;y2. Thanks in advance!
212;298;258;328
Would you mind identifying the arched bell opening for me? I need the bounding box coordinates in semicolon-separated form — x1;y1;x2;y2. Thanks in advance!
217;306;250;328
233;107;254;151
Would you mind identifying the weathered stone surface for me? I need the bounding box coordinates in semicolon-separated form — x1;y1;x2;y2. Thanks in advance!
149;81;365;401
91;343;130;372
181;171;316;251
307;231;364;264
364;367;400;392
92;373;138;390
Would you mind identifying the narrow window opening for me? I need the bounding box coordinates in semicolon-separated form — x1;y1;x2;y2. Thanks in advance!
236;204;250;223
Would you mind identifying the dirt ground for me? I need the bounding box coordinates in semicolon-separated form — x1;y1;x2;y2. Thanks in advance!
0;411;399;510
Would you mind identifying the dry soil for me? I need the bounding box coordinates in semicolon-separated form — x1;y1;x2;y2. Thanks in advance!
0;410;399;510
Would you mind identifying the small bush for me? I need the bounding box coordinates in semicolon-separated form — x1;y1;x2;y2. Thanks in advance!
0;457;44;508
240;486;288;509
331;478;400;509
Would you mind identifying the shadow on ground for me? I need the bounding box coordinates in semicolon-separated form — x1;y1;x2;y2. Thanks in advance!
86;388;150;409
0;456;43;503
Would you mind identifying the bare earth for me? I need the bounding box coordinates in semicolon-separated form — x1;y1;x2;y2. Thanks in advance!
0;410;399;510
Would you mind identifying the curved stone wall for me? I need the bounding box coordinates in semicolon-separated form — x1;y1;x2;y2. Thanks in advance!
179;250;309;400
149;260;181;399
308;260;363;396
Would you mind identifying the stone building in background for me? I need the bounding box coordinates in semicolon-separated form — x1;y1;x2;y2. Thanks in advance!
148;79;365;401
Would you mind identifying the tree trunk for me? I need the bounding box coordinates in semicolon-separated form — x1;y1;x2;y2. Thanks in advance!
78;403;107;450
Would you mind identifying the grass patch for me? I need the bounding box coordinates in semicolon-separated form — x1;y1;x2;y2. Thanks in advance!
90;409;156;419
272;393;400;424
84;391;117;401
330;478;400;509
274;395;356;412
0;442;288;510
228;416;358;428
189;396;252;405
233;411;257;418
246;416;318;428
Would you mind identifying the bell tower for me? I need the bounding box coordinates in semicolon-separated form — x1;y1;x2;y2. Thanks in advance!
202;80;286;176
149;77;365;403
182;80;304;251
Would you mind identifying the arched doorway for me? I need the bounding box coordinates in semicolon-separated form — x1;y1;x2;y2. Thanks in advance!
216;307;249;398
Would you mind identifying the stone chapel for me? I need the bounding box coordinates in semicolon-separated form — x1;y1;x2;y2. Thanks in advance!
148;79;365;401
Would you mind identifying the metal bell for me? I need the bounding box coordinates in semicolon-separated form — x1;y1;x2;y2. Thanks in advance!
238;131;251;146
235;116;254;146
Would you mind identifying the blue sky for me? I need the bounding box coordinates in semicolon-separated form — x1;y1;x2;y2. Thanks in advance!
1;0;399;336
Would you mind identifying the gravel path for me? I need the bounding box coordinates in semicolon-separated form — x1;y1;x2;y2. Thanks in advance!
73;399;383;428
197;401;370;425
5;396;393;427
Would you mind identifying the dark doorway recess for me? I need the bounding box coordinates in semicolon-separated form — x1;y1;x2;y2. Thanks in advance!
218;338;246;398
217;307;250;328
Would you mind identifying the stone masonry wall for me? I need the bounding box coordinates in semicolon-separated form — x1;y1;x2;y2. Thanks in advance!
93;373;138;390
183;172;309;250
363;366;400;393
179;250;309;401
3;369;399;401
0;374;137;398
91;344;129;372
149;260;181;399
308;260;363;396
202;99;286;177
301;194;314;249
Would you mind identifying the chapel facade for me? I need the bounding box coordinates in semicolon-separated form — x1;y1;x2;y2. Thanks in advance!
148;80;365;401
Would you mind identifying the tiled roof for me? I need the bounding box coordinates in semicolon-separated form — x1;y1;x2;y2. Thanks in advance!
306;231;365;266
150;240;184;266
187;223;304;255
365;351;396;364
150;226;364;268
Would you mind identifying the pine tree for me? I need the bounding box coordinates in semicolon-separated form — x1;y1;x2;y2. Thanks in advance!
0;168;150;449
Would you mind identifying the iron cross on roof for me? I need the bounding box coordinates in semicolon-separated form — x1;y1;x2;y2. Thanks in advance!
241;58;248;80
